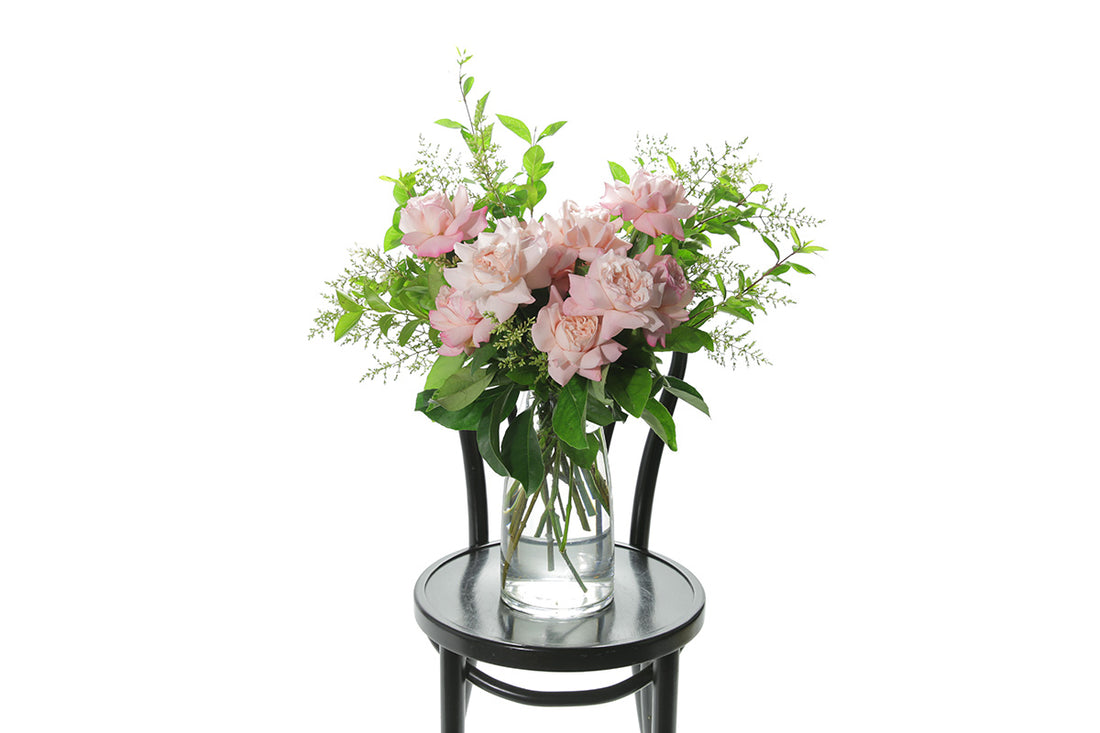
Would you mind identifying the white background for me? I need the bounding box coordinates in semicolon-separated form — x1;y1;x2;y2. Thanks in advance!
2;1;1098;731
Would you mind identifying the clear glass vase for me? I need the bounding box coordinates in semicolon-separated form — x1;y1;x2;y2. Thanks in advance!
500;396;614;618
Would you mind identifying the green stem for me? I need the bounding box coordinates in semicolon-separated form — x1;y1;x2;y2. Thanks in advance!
501;482;538;580
546;505;587;593
559;455;575;553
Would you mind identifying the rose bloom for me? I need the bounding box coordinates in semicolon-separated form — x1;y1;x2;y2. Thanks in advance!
532;288;626;386
635;245;694;347
399;185;488;257
565;251;665;334
511;217;574;298
542;201;630;262
428;285;494;356
600;169;697;241
444;217;549;323
529;243;577;298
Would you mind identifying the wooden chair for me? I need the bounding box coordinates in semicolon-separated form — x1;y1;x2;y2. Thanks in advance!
414;352;705;733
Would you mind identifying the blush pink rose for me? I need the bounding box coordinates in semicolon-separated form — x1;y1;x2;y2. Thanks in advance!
428;285;494;356
399;185;489;257
522;217;578;296
564;251;665;334
529;243;577;298
542;201;630;262
635;245;694;347
532;288;626;386
600;169;697;241
444;217;549;323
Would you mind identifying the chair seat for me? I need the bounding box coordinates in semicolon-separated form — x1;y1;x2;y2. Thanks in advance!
414;542;705;673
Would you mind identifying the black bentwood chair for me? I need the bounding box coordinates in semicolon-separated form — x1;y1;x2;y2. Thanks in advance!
414;352;705;733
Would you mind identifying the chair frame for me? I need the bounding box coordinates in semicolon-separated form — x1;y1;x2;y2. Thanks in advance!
416;352;700;733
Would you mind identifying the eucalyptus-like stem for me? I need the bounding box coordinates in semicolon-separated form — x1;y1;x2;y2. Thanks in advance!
688;243;811;323
457;70;508;213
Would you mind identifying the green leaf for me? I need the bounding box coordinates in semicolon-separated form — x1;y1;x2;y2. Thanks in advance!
427;263;445;302
515;179;547;211
336;289;363;313
474;92;490;125
468;343;497;372
563;430;601;468
608;161;630;184
424;354;466;390
676;249;700;268
789;262;815;275
750;183;769;193
663;376;710;417
333;311;362;341
392;182;410;206
800;245;828;254
477;385;517;477
415;389;493;431
588;369;609;404
384;226;404;252
523;145;545;178
718;298;755;323
714;271;727;300
506;366;538;386
789;225;802;246
552;377;589;450
537;120;567;141
607;367;652;418
432;367;494;411
642;398;677;451
501;408;544;493
397;320;419;347
770;264;791;277
585;398;617;427
377;313;395;337
361;287;391;312
666;154;679;175
462;76;474;97
686;298;715;329
660;326;714;353
496;114;531;143
435;118;466;130
761;234;780;259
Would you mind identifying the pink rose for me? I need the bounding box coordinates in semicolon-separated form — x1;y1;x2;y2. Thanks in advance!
529;243;577;298
399;185;489;257
600;169;697;241
523;217;578;296
532;288;626;386
428;285;494;356
635;245;694;347
542;201;630;262
445;217;549;323
564;251;665;334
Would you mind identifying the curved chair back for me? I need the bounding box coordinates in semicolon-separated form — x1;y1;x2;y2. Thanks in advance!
458;352;688;553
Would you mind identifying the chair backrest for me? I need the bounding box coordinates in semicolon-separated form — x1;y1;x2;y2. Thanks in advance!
458;352;688;553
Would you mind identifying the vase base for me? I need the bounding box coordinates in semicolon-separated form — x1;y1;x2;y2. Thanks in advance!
501;578;614;619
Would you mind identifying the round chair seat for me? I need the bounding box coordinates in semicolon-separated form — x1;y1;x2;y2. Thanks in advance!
414;542;705;672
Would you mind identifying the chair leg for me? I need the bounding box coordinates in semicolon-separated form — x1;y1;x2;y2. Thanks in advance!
652;651;680;733
634;663;653;733
465;660;476;711
440;648;466;733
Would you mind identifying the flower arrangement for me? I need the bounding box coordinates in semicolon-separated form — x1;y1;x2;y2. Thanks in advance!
313;52;824;615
